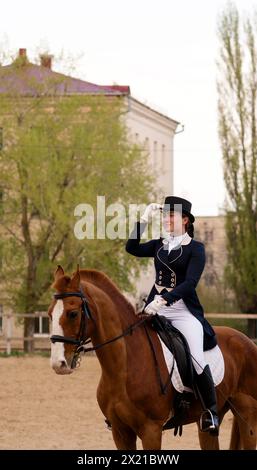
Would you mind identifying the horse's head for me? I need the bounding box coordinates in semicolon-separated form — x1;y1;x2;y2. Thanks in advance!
48;265;93;375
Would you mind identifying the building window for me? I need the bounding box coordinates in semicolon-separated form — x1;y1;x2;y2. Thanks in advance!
204;273;215;286
153;141;157;167
0;188;3;216
0;128;3;150
206;252;213;265
194;229;200;239
34;316;50;335
204;230;213;243
161;144;166;169
0;305;3;333
144;137;149;149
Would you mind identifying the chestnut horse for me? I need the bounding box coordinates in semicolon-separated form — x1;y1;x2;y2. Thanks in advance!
48;266;257;450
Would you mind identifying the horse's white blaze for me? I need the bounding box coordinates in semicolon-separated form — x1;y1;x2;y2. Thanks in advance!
50;300;67;370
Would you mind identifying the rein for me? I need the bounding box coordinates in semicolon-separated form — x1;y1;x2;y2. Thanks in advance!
77;316;149;354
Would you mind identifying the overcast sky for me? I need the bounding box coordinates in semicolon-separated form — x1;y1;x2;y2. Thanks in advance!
1;0;256;215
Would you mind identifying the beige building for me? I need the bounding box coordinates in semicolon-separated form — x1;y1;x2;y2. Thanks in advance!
126;96;177;192
194;215;227;288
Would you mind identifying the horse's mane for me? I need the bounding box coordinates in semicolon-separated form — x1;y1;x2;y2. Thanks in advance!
79;269;137;320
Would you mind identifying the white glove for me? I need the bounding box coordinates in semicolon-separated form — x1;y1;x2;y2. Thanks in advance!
140;203;162;223
145;295;167;315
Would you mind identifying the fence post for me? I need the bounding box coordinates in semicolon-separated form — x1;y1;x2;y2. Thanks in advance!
6;314;12;355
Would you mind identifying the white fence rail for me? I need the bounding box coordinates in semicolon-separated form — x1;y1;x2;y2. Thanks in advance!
0;312;49;355
205;313;257;319
0;312;257;355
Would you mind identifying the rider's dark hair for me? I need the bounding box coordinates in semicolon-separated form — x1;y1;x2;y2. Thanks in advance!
183;214;194;238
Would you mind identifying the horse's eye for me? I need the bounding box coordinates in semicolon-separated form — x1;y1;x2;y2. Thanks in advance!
67;310;79;319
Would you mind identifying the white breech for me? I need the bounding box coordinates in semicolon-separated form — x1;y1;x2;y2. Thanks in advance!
158;299;207;374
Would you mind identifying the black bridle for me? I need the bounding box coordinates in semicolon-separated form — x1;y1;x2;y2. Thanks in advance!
50;288;149;369
50;289;94;368
50;290;92;343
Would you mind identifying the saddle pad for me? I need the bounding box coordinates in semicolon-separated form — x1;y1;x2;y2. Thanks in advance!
158;336;225;393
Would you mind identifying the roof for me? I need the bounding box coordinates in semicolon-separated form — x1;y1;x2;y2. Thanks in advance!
130;96;180;125
0;55;178;124
0;61;130;97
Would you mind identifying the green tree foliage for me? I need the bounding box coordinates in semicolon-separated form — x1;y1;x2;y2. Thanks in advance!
0;53;155;350
217;4;257;336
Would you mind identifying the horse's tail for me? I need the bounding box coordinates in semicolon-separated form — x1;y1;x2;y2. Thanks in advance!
229;416;241;450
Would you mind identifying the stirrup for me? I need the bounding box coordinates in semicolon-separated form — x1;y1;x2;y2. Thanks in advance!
200;409;219;435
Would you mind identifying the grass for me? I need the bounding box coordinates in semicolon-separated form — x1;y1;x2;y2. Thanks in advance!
0;350;51;358
210;318;248;335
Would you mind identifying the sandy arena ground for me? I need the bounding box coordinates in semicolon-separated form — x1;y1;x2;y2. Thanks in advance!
0;355;234;450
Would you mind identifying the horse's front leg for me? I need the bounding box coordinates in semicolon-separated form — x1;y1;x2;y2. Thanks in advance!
230;394;257;450
139;421;163;450
111;424;137;450
197;427;220;450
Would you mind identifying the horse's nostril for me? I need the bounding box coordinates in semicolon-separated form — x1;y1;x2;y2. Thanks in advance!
60;360;67;368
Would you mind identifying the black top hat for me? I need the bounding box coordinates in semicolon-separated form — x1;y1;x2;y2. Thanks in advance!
162;196;195;223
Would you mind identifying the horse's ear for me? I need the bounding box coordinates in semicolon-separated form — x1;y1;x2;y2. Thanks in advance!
70;265;80;291
54;265;65;281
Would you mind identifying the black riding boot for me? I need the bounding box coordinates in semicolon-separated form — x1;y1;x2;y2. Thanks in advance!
195;365;219;436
